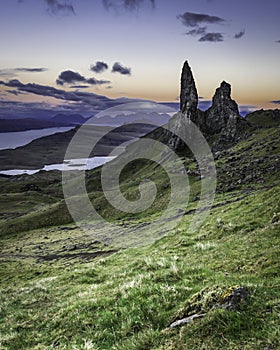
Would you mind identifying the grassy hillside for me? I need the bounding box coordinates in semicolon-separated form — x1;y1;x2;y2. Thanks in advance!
246;109;280;128
0;117;279;349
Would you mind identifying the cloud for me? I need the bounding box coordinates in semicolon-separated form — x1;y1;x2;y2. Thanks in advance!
56;70;110;85
70;85;90;89
0;79;109;104
177;12;225;28
199;32;224;42
112;62;131;75
19;0;75;15
177;11;226;42
234;29;245;39
186;26;207;37
0;78;151;118
0;67;48;77
19;0;156;17
44;0;75;15
0;79;116;117
87;77;111;85
15;67;48;72
56;70;86;85
90;61;109;73
270;100;280;104
5;89;25;96
275;40;280;43
103;0;155;11
0;70;15;78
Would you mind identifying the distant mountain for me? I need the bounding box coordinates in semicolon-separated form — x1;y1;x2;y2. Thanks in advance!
50;114;87;125
90;115;117;125
89;112;171;126
0;112;170;131
0;118;65;133
0;114;88;133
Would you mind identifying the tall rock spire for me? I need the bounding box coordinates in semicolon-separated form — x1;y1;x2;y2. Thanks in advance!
164;61;199;151
180;61;198;114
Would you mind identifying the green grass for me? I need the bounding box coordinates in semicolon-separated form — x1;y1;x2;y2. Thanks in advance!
0;184;279;349
0;123;279;349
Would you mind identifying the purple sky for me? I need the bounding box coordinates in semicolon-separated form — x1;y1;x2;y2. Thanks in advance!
0;0;280;118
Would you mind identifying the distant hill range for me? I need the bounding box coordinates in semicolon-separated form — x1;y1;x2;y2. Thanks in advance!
89;112;171;126
0;114;87;133
0;118;66;133
0;111;171;133
50;113;87;125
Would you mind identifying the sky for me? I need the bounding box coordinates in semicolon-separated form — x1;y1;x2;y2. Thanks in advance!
0;0;280;119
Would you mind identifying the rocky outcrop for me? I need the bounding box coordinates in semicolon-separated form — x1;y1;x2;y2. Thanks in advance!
205;81;240;134
168;285;250;329
204;81;250;150
164;60;251;152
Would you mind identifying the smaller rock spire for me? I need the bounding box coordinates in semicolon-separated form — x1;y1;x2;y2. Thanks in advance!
205;80;240;134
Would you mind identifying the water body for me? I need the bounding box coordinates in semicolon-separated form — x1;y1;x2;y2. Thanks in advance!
0;157;115;176
0;127;74;150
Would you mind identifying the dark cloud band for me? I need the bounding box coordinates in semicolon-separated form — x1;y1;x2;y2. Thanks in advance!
199;32;224;42
0;67;48;77
186;27;207;37
177;12;225;28
56;70;110;86
70;85;90;89
44;0;75;15
0;79;153;118
103;0;155;11
19;0;75;15
15;67;48;72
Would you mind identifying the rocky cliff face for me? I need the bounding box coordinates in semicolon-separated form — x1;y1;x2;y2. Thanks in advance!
166;60;251;152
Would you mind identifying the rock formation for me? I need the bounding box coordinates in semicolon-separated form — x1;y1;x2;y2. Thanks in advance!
180;61;198;116
204;81;250;150
165;60;251;152
205;81;240;134
165;61;199;151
